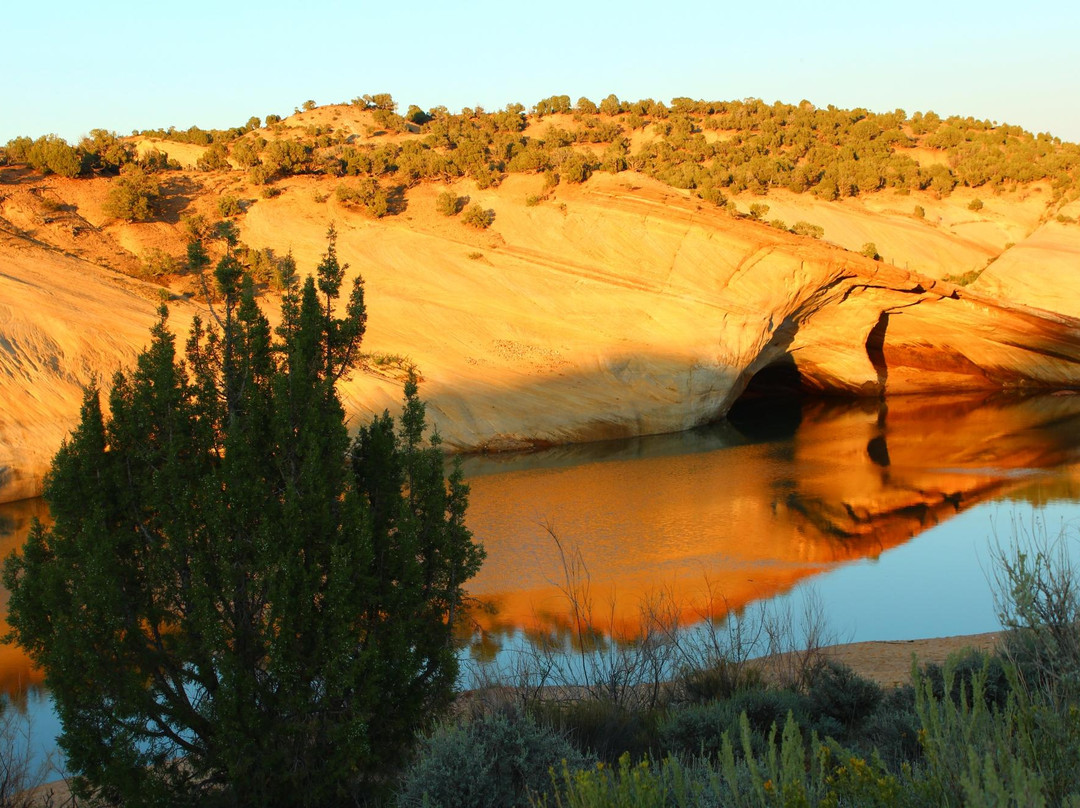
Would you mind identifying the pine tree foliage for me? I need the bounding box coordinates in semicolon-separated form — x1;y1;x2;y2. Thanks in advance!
2;226;484;807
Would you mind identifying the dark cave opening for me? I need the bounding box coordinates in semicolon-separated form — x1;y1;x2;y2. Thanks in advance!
726;356;806;441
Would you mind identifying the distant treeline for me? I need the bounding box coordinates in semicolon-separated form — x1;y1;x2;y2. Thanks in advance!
4;94;1079;205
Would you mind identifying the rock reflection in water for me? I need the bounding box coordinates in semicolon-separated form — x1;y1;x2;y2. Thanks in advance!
458;392;1080;658
5;393;1080;689
0;497;49;699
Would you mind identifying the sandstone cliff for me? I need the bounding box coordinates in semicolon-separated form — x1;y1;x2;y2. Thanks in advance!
3;167;1080;503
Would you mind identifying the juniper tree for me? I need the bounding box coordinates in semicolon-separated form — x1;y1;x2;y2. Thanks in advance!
102;163;160;222
3;226;483;807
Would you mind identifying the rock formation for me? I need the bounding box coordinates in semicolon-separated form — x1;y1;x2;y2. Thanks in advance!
3;169;1080;503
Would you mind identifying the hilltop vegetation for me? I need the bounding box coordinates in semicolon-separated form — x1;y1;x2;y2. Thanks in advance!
5;93;1080;210
5;92;1079;310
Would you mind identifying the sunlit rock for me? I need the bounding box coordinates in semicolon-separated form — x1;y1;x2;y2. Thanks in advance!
4;170;1080;503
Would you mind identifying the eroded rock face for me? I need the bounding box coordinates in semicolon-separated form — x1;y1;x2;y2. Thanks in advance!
3;173;1080;503
771;263;1080;396
0;232;198;503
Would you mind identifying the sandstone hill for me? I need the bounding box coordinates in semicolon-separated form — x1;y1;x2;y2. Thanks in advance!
3;100;1080;503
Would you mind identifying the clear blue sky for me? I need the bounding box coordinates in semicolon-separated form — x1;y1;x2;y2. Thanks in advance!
3;0;1078;144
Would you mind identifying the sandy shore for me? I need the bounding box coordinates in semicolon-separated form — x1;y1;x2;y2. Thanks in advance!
817;631;1001;688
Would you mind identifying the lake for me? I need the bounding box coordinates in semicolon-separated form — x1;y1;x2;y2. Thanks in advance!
4;390;1080;768
454;391;1080;674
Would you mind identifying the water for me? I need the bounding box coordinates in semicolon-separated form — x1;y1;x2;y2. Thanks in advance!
456;392;1080;663
0;498;63;779
5;391;1080;769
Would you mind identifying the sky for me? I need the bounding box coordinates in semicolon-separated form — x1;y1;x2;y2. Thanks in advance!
3;0;1079;144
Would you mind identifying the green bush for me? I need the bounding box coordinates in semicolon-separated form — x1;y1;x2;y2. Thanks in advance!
717;714;901;808
138;148;178;172
217;194;244;217
396;709;590;808
656;699;734;764
531;700;663;764
405;104;432;125
560;151;591;184
968;197;984;211
151;95;1080;207
993;522;1080;705
268;252;297;292
335;183;361;204
16;134;84;177
139;248;181;279
80;129;133;173
659;687;811;760
855;685;921;770
792;220;825;238
356;93;396;111
680;659;765;704
3;136;31;163
461;203;494;229
943;267;984;286
599;93;623;116
197;142;231;172
552;718;909;808
697;185;727;207
533;95;572;116
913;205;926;218
436;190;460;216
747;203;769;221
336;178;389;217
231;138;264;168
575;97;598;115
248;163;274;185
910;659;1079;805
861;242;881;260
234;245;285;286
102;163;160;221
806;660;883;735
808;746;903;808
729;688;813;740
262;138;311;177
921;650;1011;711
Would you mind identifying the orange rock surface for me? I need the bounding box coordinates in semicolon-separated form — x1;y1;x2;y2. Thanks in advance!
4;164;1080;504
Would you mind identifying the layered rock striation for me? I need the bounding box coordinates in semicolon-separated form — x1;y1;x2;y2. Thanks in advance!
3;171;1080;503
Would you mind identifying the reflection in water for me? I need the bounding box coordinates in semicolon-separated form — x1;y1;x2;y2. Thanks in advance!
5;393;1080;743
458;392;1080;660
0;497;60;777
0;498;49;699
